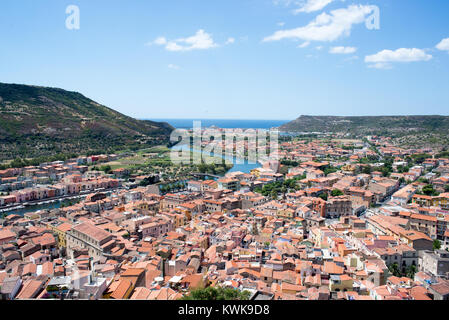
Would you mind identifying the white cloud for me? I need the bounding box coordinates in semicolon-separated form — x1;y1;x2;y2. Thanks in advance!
225;37;235;45
294;0;335;14
263;5;378;43
273;0;335;14
152;29;219;52
273;0;297;7
365;48;432;63
367;63;392;70
329;46;357;54
154;37;167;45
365;48;432;69
145;37;167;47
298;41;310;48
168;64;180;70
436;38;449;52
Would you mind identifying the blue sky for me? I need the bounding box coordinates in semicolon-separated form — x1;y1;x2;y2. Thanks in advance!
0;0;448;120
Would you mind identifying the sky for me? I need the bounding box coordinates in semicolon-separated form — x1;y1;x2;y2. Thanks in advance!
0;0;448;120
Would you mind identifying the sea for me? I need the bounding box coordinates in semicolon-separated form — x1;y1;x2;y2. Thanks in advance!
149;119;289;130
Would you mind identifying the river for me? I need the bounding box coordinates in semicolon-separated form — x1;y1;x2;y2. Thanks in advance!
2;146;261;217
170;143;262;175
1;198;82;217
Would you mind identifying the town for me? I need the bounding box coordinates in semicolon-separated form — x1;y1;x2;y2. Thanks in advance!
1;133;448;300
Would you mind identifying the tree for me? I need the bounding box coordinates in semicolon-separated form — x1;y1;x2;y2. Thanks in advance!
388;263;401;277
381;166;392;177
397;165;409;174
180;286;251;300
422;184;438;196
406;265;417;279
418;177;430;184
323;166;338;176
331;189;344;197
139;176;158;187
318;193;328;201
100;165;112;174
433;239;441;250
411;153;431;165
362;165;372;175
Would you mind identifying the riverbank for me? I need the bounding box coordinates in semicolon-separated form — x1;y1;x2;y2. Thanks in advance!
1;144;262;217
0;188;119;217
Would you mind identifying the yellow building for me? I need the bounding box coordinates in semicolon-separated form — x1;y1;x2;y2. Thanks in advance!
165;212;187;228
175;204;194;221
49;222;72;248
329;274;353;292
277;208;295;219
412;193;449;209
341;164;357;176
250;168;262;178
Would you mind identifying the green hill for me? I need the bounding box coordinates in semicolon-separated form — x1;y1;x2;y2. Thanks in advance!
0;82;174;160
279;115;449;136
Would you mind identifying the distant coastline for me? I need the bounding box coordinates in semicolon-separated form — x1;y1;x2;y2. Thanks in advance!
147;118;289;129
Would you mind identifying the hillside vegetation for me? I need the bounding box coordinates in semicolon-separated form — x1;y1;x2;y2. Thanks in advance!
280;115;449;149
0;83;173;160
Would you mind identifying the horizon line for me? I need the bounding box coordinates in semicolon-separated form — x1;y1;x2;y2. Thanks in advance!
146;118;291;121
145;114;449;121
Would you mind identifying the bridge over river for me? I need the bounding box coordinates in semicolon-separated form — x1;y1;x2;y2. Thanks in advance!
189;172;221;179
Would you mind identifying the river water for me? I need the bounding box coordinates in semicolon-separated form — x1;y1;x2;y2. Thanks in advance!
170;144;261;175
1;198;82;217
